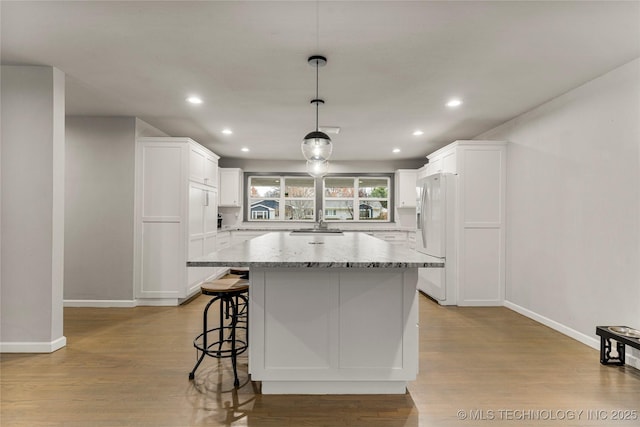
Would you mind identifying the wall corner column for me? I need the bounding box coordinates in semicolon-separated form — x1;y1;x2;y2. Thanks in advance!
1;65;66;352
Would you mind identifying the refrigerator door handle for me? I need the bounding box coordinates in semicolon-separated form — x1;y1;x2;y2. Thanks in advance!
420;182;428;245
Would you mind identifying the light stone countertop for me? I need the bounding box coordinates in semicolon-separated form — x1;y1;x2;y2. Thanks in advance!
219;225;416;232
188;231;443;268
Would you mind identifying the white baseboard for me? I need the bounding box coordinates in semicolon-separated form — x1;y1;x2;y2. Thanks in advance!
1;336;66;353
64;299;137;308
504;300;640;370
64;294;203;308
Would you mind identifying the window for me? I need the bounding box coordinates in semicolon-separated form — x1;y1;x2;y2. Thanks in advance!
323;176;390;222
248;176;315;222
245;173;392;222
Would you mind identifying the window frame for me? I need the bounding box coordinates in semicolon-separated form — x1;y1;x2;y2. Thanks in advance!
244;172;394;223
322;175;392;223
245;174;316;222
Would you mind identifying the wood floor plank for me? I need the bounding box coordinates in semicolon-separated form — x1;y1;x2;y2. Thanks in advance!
1;293;639;426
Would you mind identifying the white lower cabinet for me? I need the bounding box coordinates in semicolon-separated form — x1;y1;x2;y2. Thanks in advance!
249;267;418;394
211;231;231;277
187;183;219;295
217;231;231;249
369;231;408;246
134;137;222;305
407;231;416;250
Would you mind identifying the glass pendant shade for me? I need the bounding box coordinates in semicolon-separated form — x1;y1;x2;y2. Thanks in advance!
306;159;330;178
302;55;332;177
301;130;332;161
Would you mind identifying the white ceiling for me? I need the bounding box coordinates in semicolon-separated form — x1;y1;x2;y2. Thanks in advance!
2;1;639;161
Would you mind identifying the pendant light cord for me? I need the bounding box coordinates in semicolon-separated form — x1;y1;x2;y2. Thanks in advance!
316;61;319;131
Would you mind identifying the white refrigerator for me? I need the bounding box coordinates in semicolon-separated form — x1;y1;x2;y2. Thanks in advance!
416;173;457;305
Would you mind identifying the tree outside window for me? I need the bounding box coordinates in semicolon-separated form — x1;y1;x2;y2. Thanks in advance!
246;174;391;223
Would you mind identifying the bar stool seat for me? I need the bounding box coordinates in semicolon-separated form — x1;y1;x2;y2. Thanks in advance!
189;275;249;387
229;267;250;279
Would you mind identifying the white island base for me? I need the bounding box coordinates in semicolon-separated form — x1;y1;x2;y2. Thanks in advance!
248;267;419;395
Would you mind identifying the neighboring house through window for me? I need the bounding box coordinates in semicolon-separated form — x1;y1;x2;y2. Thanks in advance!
248;175;315;222
323;176;390;221
245;173;392;222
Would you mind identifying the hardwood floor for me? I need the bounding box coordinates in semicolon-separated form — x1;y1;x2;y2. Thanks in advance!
2;293;639;426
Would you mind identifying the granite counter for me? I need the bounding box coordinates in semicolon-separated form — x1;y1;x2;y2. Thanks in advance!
187;231;442;269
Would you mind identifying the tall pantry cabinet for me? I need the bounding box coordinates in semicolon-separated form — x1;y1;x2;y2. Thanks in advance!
422;140;507;306
134;137;221;305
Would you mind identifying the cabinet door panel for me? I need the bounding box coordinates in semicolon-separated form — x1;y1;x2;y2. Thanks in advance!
204;234;217;255
141;222;183;296
142;145;182;218
204;155;218;187
395;170;417;208
189;185;204;236
462;149;503;225
442;151;457;174
428;157;442;174
188;236;203;259
189;146;206;183
203;189;218;234
187;237;205;287
339;270;403;368
219;168;242;206
459;228;502;304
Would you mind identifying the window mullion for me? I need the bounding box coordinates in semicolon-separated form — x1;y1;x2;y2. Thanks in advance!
318;178;324;221
280;178;286;220
354;177;360;222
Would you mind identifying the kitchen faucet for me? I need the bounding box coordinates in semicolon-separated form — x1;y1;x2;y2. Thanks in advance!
316;209;328;230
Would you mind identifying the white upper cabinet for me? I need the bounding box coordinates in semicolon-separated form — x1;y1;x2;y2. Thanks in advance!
219;168;243;207
395;169;417;208
204;155;218;187
189;142;219;187
425;146;457;176
416;164;429;180
427;157;442;175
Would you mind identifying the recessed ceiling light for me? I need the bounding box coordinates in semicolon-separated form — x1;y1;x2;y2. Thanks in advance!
392;148;401;153
222;129;233;135
446;98;462;108
412;130;424;136
241;147;249;152
186;96;203;104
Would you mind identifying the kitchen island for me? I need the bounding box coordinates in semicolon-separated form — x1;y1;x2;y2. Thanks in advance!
188;231;444;394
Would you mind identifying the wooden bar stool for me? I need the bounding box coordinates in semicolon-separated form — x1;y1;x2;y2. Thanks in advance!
189;276;249;387
229;268;250;318
229;267;250;279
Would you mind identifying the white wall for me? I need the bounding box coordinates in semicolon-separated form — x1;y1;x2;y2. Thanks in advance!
476;59;640;359
1;66;66;352
64;117;167;305
65;117;136;302
135;118;170;138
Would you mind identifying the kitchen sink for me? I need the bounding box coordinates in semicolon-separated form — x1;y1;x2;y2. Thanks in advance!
290;228;344;236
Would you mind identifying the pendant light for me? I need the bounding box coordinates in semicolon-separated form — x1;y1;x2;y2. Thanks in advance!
306;159;330;178
302;55;332;163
